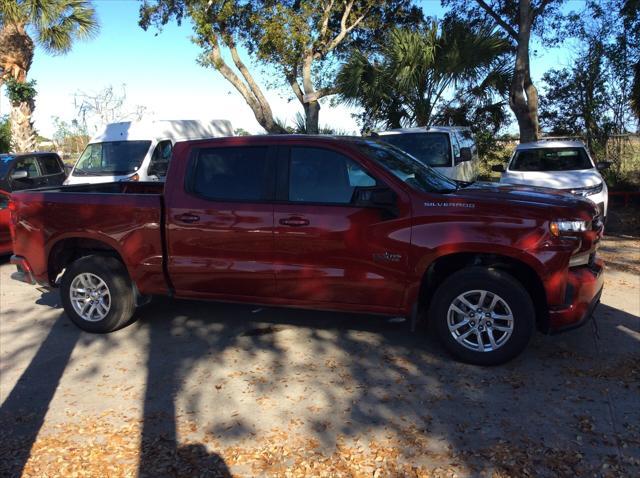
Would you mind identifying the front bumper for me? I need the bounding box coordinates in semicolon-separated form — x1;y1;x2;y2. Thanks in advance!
548;259;604;333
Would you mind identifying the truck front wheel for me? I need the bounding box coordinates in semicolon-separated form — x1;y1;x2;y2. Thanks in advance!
60;255;135;333
429;267;535;365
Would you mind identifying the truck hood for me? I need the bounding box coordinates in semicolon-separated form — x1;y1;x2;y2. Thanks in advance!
449;181;595;213
500;169;603;190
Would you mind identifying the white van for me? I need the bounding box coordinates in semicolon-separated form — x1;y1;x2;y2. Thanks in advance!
376;126;480;182
65;119;234;185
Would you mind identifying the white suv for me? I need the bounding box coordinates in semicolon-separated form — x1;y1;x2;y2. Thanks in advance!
494;140;610;218
376;126;479;182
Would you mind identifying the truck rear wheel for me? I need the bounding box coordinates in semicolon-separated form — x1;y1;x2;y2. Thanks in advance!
428;267;534;365
60;255;135;333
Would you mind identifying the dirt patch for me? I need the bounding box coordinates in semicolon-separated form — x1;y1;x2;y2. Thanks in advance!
599;236;640;275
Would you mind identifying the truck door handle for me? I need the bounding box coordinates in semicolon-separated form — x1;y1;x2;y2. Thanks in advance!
279;216;309;227
176;213;200;223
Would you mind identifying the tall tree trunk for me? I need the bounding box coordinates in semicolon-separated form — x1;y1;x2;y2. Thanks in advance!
209;34;286;134
508;0;539;143
10;99;37;152
304;101;320;134
1;24;37;152
0;23;34;85
302;55;320;134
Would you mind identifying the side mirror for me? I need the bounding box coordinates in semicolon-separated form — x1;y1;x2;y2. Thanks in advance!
458;147;472;163
354;186;398;216
491;164;505;173
355;187;396;206
355;187;398;219
596;161;611;171
11;169;28;180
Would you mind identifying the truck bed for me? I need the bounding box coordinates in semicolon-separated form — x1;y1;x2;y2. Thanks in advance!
10;181;168;294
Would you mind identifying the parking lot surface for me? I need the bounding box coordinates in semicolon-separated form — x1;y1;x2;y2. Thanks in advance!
1;239;639;477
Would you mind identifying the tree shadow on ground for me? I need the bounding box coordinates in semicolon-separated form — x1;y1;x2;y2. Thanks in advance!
1;287;639;476
132;294;640;475
0;304;80;477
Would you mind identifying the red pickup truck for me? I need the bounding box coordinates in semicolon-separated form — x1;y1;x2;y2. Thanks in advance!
9;136;604;364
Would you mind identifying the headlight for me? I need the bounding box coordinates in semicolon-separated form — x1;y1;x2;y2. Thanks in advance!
550;219;590;236
569;183;603;197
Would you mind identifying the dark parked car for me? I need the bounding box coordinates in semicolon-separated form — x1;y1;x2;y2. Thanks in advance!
0;152;67;255
0;152;67;191
9;136;603;365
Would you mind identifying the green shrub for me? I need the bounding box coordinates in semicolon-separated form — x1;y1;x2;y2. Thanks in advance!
0;116;11;153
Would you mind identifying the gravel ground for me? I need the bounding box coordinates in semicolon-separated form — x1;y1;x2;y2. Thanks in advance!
0;238;639;478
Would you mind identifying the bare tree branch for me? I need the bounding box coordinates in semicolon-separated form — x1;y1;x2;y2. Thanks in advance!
318;0;369;58
287;70;305;103
319;0;335;39
475;0;519;40
227;36;275;118
302;86;339;103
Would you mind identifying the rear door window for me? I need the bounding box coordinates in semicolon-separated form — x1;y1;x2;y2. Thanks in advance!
38;155;63;175
190;146;272;201
288;147;376;204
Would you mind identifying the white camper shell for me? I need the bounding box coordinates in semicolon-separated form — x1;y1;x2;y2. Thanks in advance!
65;119;234;185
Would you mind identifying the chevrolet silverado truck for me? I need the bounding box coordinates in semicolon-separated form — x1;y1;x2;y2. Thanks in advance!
9;136;604;365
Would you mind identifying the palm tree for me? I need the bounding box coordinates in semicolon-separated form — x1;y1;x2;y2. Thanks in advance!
336;18;512;132
0;0;98;152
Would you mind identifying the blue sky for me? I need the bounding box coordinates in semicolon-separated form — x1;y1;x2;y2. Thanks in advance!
0;0;584;138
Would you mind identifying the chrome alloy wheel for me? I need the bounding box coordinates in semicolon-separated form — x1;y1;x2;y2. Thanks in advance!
69;273;111;322
447;290;514;352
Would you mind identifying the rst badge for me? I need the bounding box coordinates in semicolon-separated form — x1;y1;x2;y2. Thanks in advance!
373;252;403;263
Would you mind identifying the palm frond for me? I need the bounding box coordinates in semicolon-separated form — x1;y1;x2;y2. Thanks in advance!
34;0;99;54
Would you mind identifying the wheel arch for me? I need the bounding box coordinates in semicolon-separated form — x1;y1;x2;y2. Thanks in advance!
417;252;549;331
47;235;128;286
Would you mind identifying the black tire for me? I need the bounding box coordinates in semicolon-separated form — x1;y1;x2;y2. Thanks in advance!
428;267;535;366
60;255;135;333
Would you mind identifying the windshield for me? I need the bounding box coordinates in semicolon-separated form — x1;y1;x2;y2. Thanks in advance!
378;132;452;167
0;155;13;178
73;141;151;176
510;147;593;171
357;140;458;194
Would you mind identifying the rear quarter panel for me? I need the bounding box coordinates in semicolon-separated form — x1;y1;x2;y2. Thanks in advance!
11;190;166;294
